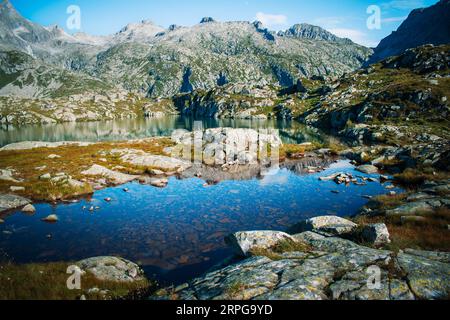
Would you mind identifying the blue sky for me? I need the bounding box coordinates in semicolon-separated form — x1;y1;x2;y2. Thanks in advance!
10;0;439;47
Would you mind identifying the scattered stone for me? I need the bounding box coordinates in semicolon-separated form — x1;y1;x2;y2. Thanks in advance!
331;190;339;194
48;154;61;159
21;204;36;214
76;256;146;283
149;178;169;188
356;165;378;174
10;186;25;192
79;295;86;301
104;197;112;202
41;214;58;222
39;173;51;180
0;169;20;183
225;231;297;257
380;175;389;182
123;188;130;192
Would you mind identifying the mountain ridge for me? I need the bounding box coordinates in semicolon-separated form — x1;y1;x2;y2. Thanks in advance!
0;0;372;99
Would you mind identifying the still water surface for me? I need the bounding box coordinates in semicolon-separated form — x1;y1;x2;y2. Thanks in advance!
0;161;402;285
0;116;326;146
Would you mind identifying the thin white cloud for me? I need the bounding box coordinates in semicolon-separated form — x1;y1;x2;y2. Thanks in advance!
313;16;345;29
255;12;288;28
381;0;425;10
328;28;378;47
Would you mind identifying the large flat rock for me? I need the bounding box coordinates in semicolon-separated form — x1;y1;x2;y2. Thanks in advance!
81;164;138;185
0;194;31;213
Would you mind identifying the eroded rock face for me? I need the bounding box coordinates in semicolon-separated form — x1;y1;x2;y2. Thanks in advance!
0;194;31;212
225;231;296;257
154;231;450;300
76;256;146;283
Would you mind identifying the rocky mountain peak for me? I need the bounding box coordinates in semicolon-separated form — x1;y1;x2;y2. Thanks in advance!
114;20;165;42
200;17;216;24
279;23;344;42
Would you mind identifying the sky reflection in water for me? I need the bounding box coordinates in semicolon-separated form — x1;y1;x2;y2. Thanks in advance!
0;160;402;285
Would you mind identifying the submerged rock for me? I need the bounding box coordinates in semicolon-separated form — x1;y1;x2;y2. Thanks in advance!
76;256;146;283
41;214;58;222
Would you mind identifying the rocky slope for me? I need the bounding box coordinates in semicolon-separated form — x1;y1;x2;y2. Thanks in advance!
295;44;449;171
368;0;450;64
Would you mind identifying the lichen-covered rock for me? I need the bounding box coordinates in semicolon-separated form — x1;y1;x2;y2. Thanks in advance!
81;164;138;185
397;252;450;300
0;194;31;213
153;227;450;300
225;231;296;257
289;215;357;236
386;201;434;217
403;249;450;264
359;223;391;246
116;149;192;172
76;256;146;283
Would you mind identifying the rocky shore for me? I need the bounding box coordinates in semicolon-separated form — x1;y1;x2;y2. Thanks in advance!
153;215;449;300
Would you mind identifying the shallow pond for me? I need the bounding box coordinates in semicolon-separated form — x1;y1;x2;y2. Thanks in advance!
0;160;403;285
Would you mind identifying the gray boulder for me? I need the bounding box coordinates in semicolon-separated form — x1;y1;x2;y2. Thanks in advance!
76;256;146;283
225;231;297;257
289;216;357;236
356;165;378;174
359;223;391;246
0;194;31;213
